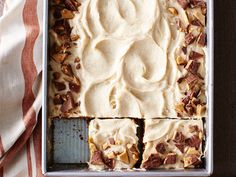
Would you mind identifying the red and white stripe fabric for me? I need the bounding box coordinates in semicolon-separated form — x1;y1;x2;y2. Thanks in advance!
0;0;44;176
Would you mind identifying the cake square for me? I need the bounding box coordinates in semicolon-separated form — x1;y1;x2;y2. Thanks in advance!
88;119;139;170
141;119;204;169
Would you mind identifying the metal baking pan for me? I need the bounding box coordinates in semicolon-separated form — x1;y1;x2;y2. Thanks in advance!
42;0;214;176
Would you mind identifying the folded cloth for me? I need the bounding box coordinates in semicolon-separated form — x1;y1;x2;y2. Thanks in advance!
0;0;43;176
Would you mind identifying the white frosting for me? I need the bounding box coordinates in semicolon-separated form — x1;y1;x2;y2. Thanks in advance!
142;119;204;169
88;118;139;170
48;0;206;118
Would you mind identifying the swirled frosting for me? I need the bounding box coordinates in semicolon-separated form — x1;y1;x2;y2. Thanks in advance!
49;0;206;118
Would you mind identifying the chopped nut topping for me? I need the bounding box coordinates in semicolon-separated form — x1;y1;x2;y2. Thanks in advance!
52;53;68;63
196;104;206;116
197;32;206;46
91;150;104;165
61;9;74;19
185;103;195;116
64;0;78;11
190;0;206;8
175;103;185;113
189;51;204;60
185;60;200;74
53;81;66;91
53;19;71;36
70;34;80;41
185;74;198;87
53;8;62;19
142;154;163;169
61;64;74;77
183;154;201;168
76;63;81;70
176;56;186;65
69;81;80;93
164;153;177;164
175;143;185;153
177;0;189;9
117;149;129;164
53;72;61;80
53;0;61;5
186;147;200;156
155;143;166;154
182;46;187;54
168;7;178;16
185;135;201;149
173;132;185;144
53;94;63;105
189;125;199;133
185;33;195;45
103;157;115;169
60;91;75;113
191;19;203;26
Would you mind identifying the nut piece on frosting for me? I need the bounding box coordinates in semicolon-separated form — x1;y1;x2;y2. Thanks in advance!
88;119;139;170
141;119;204;170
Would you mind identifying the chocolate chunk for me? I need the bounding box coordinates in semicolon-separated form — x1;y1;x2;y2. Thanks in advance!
182;90;195;105
185;33;195;45
185;60;200;74
189;125;199;133
190;0;206;8
53;72;61;80
175;144;185;153
156;143;166;154
182;46;187;54
173;132;185;144
53;8;62;19
177;0;189;9
185;135;201;149
177;76;185;84
64;0;77;11
60;91;75;113
103;157;115;169
184;154;201;167
182;96;190;105
185;74;198;86
164;153;177;164
91;150;104;165
53;19;71;36
185;103;195;116
76;63;81;70
189;51;204;60
190;155;202;166
127;144;139;155
142;154;163;169
69;82;80;93
61;64;73;77
53;94;63;105
197;33;206;46
54;81;66;91
191;19;203;26
109;138;115;145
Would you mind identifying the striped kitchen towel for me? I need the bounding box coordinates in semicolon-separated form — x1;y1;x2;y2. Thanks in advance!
0;0;44;176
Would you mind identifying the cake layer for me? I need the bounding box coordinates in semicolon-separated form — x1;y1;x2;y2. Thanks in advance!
141;119;204;169
88;119;139;170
